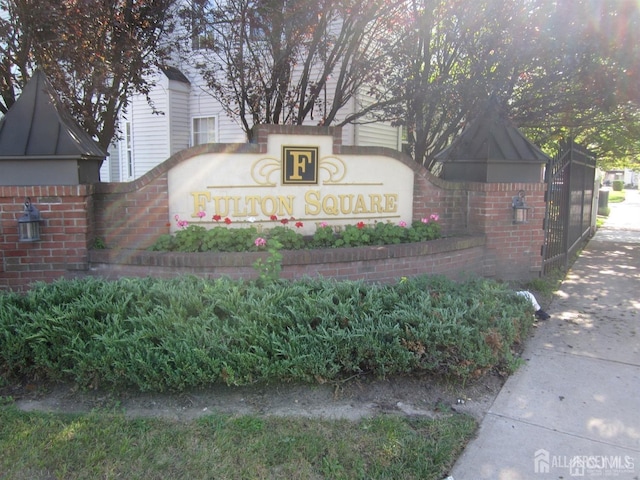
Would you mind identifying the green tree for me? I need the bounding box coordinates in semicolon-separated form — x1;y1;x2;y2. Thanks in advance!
506;0;640;167
378;0;640;169
386;0;529;169
0;0;178;149
0;0;31;115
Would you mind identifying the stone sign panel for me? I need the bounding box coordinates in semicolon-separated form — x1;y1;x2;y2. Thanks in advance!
168;133;414;235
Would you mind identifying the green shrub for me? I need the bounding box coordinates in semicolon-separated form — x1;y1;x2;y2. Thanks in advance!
612;180;624;191
334;224;372;247
148;234;175;251
174;225;208;252
408;218;441;241
265;225;306;250
0;276;533;391
310;225;336;248
203;225;259;252
370;221;408;244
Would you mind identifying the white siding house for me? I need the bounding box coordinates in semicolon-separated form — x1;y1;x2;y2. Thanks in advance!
101;16;403;182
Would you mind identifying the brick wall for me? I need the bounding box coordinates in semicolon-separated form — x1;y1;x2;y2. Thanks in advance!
466;182;546;277
93;173;170;251
86;235;487;283
0;185;93;291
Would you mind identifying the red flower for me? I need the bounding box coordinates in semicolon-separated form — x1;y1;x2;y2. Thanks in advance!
280;218;289;225
224;217;232;224
212;214;221;222
356;221;366;229
270;215;278;221
295;221;304;228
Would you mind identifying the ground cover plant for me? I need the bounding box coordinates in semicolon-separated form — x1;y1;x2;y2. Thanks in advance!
148;215;441;253
0;275;534;392
0;401;476;480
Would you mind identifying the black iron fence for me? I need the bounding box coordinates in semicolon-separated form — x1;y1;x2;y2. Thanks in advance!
543;139;596;275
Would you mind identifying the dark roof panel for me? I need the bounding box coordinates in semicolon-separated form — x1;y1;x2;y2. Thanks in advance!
162;65;190;84
0;69;107;160
435;98;549;164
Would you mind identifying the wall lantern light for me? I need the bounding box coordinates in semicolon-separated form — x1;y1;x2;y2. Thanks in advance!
18;197;43;242
512;190;530;224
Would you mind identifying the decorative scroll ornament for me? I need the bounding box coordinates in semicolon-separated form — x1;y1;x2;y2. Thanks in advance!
318;156;346;184
251;157;280;186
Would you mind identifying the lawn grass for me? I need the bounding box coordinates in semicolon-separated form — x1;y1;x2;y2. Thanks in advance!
0;401;475;480
607;190;626;203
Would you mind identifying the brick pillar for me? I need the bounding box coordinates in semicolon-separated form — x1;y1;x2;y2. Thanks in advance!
468;182;546;279
0;185;94;291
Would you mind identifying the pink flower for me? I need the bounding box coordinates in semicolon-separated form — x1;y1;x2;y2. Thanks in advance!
197;211;206;219
224;217;232;225
430;213;440;222
174;214;188;229
399;220;407;227
320;221;328;228
421;217;429;224
356;221;366;229
295;221;304;228
254;237;267;247
212;214;221;222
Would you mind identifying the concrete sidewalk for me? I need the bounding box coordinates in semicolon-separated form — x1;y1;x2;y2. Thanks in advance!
450;189;640;479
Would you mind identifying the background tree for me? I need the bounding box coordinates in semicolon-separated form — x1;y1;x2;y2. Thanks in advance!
509;0;640;169
386;0;640;170
385;0;531;169
0;0;178;149
0;0;32;115
180;0;407;140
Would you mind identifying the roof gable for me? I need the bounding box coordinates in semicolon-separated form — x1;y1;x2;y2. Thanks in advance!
0;70;107;160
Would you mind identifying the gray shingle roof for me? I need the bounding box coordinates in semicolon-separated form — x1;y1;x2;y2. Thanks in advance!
0;69;107;160
435;98;549;164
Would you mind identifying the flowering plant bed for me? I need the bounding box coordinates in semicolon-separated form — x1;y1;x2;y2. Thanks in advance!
149;214;441;253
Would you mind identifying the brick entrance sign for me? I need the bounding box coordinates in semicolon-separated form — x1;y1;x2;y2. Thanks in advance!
1;126;546;291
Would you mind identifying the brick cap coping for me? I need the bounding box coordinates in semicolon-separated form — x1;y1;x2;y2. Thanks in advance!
89;235;486;269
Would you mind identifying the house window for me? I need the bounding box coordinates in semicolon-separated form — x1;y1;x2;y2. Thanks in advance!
249;15;267;41
192;116;217;145
125;121;134;178
192;0;214;50
400;126;411;156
